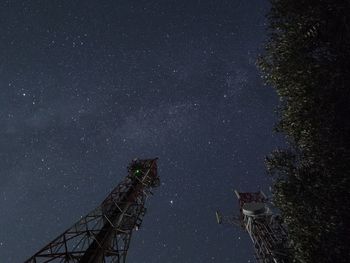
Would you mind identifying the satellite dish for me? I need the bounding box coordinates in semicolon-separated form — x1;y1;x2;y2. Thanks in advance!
242;202;266;216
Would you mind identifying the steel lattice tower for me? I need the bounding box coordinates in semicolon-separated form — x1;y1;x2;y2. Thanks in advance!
216;190;289;263
25;158;160;263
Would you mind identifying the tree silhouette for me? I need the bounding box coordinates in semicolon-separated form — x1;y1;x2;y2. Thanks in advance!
259;1;350;262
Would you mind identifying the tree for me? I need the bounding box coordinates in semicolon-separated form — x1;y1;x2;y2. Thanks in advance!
258;1;350;262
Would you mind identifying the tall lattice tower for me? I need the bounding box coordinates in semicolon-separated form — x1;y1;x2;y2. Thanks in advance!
25;158;160;263
216;190;289;263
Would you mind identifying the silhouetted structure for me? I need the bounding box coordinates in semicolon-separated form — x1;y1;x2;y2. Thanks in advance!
216;190;289;263
26;158;160;263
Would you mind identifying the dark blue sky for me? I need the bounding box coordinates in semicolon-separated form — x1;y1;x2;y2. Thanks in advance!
0;1;282;262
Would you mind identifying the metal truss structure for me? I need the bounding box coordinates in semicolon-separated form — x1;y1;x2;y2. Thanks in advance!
217;190;289;263
25;158;160;263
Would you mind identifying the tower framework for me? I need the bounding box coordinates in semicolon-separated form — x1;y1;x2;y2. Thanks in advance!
217;190;289;263
26;158;160;263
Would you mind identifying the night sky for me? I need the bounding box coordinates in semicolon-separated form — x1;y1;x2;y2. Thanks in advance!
0;1;282;262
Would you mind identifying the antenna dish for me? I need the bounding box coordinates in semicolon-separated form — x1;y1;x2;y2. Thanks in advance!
242;202;266;216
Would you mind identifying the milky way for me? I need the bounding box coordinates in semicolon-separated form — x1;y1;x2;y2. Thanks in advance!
0;1;282;262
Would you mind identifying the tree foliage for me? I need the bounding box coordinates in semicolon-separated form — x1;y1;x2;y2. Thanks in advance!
259;1;350;262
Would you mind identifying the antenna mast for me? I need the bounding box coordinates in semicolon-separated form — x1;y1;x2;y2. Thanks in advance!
217;190;289;263
26;158;160;263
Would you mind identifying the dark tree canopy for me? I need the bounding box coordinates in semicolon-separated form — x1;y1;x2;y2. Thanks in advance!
259;1;350;262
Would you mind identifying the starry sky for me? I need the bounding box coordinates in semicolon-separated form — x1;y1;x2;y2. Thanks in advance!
0;1;283;262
